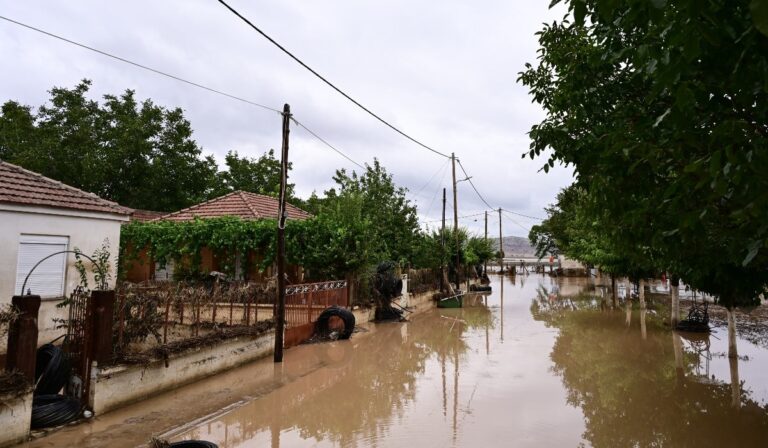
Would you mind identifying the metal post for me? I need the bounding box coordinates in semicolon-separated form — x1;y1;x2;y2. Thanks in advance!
451;154;460;284
440;187;446;292
90;290;115;365
484;211;488;276
498;208;503;272
5;295;41;381
274;103;291;363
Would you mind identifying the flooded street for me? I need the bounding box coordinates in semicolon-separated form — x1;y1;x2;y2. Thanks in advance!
27;275;768;447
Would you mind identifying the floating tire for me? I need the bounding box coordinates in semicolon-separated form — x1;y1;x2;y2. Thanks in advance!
35;344;70;395
169;441;219;448
315;306;355;340
31;394;81;429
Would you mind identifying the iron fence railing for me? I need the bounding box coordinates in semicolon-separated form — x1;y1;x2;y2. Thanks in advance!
113;281;275;363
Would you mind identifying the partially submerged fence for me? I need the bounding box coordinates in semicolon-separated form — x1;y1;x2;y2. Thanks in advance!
113;281;275;363
284;280;348;348
407;268;440;295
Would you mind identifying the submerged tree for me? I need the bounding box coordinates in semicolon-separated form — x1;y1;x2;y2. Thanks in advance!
520;0;768;349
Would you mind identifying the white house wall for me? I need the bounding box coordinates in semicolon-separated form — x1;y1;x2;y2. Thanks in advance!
0;204;126;351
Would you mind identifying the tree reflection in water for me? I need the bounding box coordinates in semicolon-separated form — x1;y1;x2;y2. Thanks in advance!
531;288;768;447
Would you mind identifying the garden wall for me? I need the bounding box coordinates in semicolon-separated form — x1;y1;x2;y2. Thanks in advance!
0;390;33;447
90;330;274;415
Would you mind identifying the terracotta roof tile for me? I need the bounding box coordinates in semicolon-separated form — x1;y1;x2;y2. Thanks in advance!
157;191;312;222
0;160;132;216
130;209;165;222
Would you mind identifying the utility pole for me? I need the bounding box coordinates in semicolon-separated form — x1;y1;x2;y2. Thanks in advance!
274;103;290;363
498;208;503;273
451;153;460;284
441;187;446;293
484;210;488;276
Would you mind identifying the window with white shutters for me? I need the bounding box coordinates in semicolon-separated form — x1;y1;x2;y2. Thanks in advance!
14;235;69;298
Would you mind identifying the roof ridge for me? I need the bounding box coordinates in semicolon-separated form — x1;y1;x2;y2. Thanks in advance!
154;190;242;221
0;160;132;215
237;190;262;219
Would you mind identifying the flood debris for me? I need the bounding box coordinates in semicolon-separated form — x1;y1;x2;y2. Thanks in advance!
372;261;406;322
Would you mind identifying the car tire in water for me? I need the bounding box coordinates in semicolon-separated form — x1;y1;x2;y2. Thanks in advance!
169;442;219;448
315;306;356;340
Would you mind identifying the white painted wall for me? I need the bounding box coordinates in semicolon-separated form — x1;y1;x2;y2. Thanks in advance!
0;203;127;349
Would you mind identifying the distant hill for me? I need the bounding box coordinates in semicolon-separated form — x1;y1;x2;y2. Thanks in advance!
490;236;537;258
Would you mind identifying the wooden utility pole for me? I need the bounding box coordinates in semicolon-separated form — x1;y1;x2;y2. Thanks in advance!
440;187;446;292
274;103;290;363
484;211;488;275
451;153;460;284
498;208;503;273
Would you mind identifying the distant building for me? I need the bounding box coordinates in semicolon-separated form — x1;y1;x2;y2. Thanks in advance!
0;160;132;345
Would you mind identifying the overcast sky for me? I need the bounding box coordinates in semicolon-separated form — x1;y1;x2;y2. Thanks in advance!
0;0;573;237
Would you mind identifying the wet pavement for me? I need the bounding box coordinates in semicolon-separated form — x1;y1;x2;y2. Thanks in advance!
26;275;768;447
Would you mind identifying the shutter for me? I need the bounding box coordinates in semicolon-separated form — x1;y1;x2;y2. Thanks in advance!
14;235;69;297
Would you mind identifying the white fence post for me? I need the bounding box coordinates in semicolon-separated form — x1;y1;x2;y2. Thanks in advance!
401;274;409;308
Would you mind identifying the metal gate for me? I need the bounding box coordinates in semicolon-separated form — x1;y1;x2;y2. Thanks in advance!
284;280;348;348
61;286;93;404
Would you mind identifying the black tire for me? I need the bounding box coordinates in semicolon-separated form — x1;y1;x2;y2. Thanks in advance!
315;306;355;340
169;442;219;448
35;344;70;395
31;394;81;429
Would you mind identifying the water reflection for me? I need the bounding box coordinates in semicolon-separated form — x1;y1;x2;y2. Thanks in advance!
532;286;768;447
26;275;768;447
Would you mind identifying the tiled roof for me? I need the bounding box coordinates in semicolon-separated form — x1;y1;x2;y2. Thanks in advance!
130;209;165;222
0;160;132;216
157;191;312;222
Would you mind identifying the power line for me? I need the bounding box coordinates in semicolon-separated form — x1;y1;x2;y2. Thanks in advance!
0;15;374;173
216;0;451;159
290;118;366;169
0;15;282;114
502;208;545;221
500;210;532;233
456;159;496;211
423;211;490;224
413;159;450;198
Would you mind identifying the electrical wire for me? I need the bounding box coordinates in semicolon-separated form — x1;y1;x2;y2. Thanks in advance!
502;208;545;221
500;210;532;233
456;159;497;211
413;159;450;198
216;0;451;159
0;15;282;114
290;117;366;169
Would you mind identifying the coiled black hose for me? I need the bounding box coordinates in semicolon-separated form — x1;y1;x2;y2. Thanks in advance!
31;394;82;429
35;344;70;395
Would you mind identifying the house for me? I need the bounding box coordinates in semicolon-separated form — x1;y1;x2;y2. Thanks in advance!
0;160;132;346
124;190;312;283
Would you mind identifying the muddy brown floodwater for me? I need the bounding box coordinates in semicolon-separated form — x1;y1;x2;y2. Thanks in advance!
25;275;768;447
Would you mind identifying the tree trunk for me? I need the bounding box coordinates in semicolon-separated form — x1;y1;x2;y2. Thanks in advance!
670;277;680;327
625;298;632;327
638;279;646;309
729;354;741;409
640;308;647;340
611;275;617;309
727;308;738;359
672;332;684;381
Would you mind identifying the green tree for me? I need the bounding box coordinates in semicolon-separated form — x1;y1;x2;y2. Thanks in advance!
327;159;420;265
0;80;220;211
215;149;296;200
519;1;768;319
